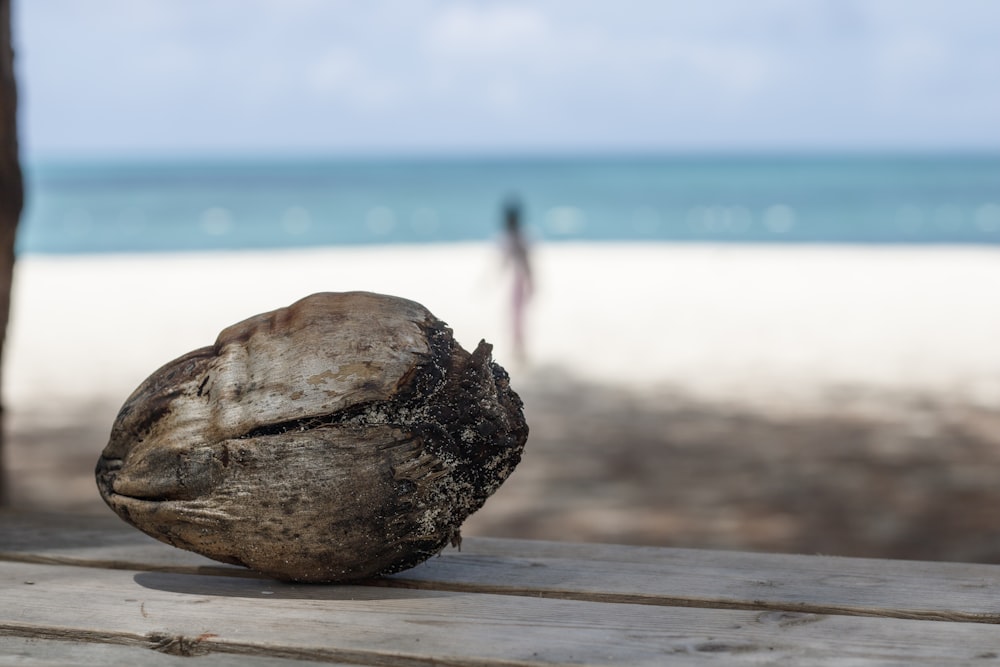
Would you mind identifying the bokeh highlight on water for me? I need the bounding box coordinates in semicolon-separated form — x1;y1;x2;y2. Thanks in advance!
16;154;1000;254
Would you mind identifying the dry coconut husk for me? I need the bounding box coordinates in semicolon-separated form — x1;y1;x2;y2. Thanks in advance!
95;291;528;582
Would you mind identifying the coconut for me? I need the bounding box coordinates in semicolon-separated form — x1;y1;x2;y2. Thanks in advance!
95;291;528;582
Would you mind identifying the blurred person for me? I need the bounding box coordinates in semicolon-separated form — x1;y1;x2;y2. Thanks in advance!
500;197;533;364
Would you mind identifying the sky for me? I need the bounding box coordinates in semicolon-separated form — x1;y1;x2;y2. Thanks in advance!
11;0;1000;159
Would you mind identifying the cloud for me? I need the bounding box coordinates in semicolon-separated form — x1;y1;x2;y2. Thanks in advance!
874;29;950;96
14;0;1000;156
304;48;397;110
425;4;549;57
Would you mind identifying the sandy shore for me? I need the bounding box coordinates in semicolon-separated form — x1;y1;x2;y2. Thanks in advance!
6;243;1000;561
9;242;1000;406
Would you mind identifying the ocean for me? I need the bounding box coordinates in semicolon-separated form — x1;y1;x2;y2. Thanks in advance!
15;154;1000;255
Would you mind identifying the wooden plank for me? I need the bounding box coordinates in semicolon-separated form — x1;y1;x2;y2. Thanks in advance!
397;539;1000;623
0;634;355;666
4;561;1000;666
5;511;1000;624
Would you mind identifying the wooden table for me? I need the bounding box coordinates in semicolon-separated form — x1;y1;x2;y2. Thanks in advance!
2;511;1000;665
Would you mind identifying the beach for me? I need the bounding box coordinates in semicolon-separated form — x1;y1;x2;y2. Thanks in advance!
6;242;1000;561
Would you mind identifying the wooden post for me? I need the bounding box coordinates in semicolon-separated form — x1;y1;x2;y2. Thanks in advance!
0;0;23;505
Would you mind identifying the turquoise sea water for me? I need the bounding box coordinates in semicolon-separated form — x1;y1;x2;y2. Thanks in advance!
16;154;1000;255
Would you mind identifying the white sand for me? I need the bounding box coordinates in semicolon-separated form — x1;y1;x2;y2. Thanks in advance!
7;242;1000;417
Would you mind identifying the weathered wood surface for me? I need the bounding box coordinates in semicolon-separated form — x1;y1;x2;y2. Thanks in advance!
5;511;1000;623
0;635;353;667
4;511;1000;665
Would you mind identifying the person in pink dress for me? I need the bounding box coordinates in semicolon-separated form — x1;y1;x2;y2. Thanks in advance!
500;198;533;364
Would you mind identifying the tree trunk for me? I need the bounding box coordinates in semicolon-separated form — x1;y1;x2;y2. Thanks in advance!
0;0;23;505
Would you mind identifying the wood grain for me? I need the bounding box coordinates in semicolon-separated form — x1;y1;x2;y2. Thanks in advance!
4;560;1000;666
0;635;355;666
5;511;1000;624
